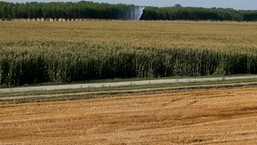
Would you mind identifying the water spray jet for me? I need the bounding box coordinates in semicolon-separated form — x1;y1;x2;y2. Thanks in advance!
120;6;145;21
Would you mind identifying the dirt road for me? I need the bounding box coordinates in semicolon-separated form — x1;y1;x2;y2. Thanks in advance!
0;75;257;93
1;87;257;144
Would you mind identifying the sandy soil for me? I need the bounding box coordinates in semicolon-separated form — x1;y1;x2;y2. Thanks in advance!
1;87;257;144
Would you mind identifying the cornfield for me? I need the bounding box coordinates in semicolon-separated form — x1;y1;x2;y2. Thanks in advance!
1;21;257;87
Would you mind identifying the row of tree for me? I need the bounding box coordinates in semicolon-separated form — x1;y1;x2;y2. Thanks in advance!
142;6;257;21
0;1;130;20
0;1;257;21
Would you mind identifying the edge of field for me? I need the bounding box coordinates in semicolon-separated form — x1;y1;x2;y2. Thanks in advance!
0;76;257;104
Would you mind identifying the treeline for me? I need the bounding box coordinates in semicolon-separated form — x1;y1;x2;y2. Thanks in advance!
0;1;131;20
1;1;257;21
142;6;257;21
1;42;257;87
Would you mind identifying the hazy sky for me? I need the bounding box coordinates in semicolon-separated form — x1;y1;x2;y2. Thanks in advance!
3;0;257;10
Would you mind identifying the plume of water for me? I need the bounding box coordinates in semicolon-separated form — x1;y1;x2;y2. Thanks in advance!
121;6;145;21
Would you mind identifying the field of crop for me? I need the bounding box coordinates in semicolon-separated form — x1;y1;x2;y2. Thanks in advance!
1;21;257;87
1;87;257;144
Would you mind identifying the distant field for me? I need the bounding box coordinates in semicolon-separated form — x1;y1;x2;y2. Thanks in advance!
1;21;257;87
1;87;257;144
1;21;257;48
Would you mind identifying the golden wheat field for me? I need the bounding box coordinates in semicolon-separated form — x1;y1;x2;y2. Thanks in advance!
1;87;257;144
1;21;257;50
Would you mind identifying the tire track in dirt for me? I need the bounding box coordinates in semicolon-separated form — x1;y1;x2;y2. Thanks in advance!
1;87;257;144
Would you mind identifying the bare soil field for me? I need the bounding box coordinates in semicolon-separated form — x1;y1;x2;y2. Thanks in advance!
1;87;257;144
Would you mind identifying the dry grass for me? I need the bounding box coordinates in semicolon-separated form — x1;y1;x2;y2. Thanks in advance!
1;87;257;144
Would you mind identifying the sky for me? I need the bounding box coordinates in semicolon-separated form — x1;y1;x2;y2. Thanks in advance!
3;0;257;10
